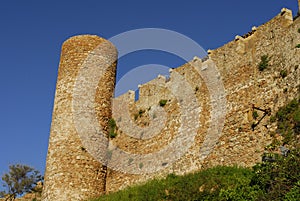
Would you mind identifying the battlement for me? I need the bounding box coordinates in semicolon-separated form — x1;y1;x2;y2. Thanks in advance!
107;7;300;193
43;5;300;201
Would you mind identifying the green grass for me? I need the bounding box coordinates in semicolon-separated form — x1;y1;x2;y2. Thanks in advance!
92;166;262;201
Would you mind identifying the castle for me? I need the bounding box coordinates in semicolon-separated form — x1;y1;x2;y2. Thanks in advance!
42;3;300;201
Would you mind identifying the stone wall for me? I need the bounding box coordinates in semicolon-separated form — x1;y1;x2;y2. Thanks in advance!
107;8;300;192
202;8;299;168
42;6;300;201
42;35;117;201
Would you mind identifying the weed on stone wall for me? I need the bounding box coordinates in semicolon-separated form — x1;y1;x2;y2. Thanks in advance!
280;69;288;78
252;110;259;120
108;118;117;138
159;99;167;107
258;55;270;71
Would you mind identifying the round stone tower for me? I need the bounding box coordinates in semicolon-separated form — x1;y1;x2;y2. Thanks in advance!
42;35;117;201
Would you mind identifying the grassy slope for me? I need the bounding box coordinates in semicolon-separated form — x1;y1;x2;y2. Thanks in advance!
93;166;258;201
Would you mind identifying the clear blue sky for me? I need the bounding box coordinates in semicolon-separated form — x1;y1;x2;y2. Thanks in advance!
0;0;298;185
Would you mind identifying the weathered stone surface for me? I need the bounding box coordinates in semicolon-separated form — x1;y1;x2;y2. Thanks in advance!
42;35;117;201
42;5;300;201
106;8;300;193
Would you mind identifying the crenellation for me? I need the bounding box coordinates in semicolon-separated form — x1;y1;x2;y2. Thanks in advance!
43;5;300;201
138;74;167;101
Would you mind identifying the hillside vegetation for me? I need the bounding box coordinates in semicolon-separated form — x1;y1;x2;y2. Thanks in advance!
93;97;300;201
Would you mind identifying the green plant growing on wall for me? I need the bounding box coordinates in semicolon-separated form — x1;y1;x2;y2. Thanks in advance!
252;111;259;120
159;99;167;107
258;55;270;71
296;44;300;48
280;69;288;78
108;118;117;138
109;132;117;138
298;28;300;33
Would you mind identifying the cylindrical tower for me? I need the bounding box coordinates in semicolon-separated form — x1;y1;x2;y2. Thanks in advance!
42;35;117;201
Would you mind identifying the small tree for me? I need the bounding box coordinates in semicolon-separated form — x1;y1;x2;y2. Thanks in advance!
0;164;43;201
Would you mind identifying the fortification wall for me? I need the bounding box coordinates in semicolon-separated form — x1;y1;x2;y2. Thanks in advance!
42;6;300;201
106;8;300;192
203;8;299;168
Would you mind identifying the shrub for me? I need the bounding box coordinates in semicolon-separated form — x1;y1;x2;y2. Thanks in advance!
258;55;270;71
251;97;300;200
274;98;299;144
251;149;300;200
159;99;167;107
284;181;300;200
